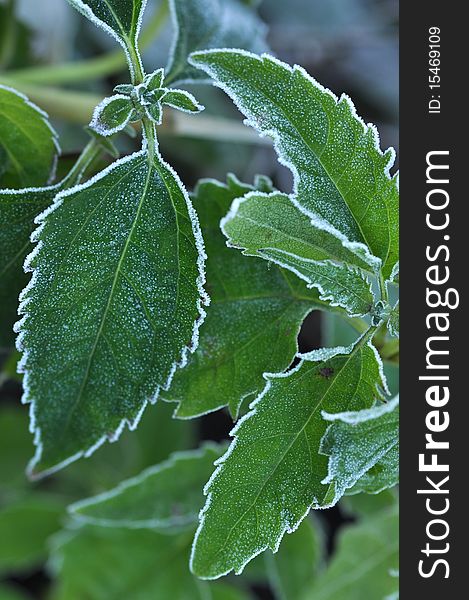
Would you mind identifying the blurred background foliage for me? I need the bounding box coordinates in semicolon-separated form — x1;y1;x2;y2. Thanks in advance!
0;0;398;598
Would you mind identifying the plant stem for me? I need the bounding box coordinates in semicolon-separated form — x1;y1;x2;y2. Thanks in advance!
62;138;103;188
4;0;169;85
379;272;388;304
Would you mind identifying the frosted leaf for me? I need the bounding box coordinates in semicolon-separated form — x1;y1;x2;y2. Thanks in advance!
0;185;59;348
165;0;268;85
321;396;399;500
0;85;60;189
89;94;135;137
190;334;388;579
304;506;399;600
16;143;208;478
189;50;399;278
388;301;399;338
65;1;147;79
68;443;224;530
162;176;337;419
162;89;204;113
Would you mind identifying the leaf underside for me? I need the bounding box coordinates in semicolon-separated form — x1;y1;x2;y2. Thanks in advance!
163;177;332;419
17;150;207;477
321;396;399;497
191;336;387;579
189;50;399;278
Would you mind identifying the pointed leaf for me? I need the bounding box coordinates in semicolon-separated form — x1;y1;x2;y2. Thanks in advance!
190;334;387;578
321;396;399;497
65;0;147;78
259;248;374;317
50;526;248;600
69;443;224;530
221;191;376;272
189;51;399;278
304;507;399;600
144;101;162;125
16;149;208;478
162;89;205;113
90;94;135;136
163;177;336;419
0;186;58;347
144;67;165;91
165;0;268;85
0;85;59;189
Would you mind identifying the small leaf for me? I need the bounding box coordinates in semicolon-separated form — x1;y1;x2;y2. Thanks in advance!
89;94;135;136
50;525;250;600
0;85;59;188
321;396;399;498
16;148;208;478
144;67;165;91
189;51;399;278
144;101;162;125
69;443;224;530
165;0;268;85
304;506;399;600
163;177;335;419
162;89;205;113
65;0;147;79
0;496;63;574
190;333;387;578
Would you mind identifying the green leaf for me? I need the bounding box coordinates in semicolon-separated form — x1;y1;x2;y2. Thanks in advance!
190;333;388;578
0;407;33;499
165;0;268;85
0;496;63;574
303;507;399;600
0;85;59;189
50;526;250;600
257;248;374;317
321;396;399;497
0;584;31;600
341;488;398;519
65;0;146;79
16;148;208;478
221;192;375;272
163;177;333;419
162;89;205;113
89;94;135;136
0;186;58;347
253;517;323;600
189;50;399;278
69;443;223;530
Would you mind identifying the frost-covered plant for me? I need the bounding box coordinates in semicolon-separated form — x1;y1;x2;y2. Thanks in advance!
0;0;398;597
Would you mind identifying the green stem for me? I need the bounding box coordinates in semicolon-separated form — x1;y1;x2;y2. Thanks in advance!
4;0;168;85
379;272;388;304
62;138;103;189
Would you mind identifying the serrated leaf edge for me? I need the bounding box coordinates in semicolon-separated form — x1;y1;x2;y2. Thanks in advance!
319;395;399;502
189;49;398;272
190;335;387;579
14;137;210;480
